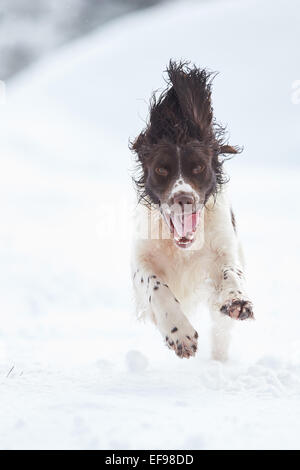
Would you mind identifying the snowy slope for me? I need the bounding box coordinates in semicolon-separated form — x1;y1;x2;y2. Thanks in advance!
0;0;300;450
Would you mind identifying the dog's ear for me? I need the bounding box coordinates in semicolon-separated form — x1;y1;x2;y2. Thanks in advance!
130;132;150;162
219;145;241;155
167;60;214;139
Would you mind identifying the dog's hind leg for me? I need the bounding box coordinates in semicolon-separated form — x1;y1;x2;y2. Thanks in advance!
132;266;198;359
209;301;233;361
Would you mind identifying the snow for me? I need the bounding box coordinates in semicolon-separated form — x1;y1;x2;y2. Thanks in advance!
0;0;300;450
126;351;149;373
0;0;167;80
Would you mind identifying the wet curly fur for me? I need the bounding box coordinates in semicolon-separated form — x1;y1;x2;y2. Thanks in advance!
130;60;240;206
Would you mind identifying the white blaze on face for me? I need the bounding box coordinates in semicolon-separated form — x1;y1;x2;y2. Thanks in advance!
169;176;200;203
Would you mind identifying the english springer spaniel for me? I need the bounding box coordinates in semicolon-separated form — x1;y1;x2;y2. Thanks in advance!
131;61;253;361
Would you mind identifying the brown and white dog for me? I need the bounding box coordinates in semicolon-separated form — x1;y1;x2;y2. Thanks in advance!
131;61;253;361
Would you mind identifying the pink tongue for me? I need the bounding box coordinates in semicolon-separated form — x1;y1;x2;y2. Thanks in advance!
172;212;199;238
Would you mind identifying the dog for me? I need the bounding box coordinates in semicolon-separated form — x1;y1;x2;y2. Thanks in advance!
130;61;253;361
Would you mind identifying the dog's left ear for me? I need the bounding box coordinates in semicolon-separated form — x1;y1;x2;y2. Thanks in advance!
130;133;149;162
219;145;241;155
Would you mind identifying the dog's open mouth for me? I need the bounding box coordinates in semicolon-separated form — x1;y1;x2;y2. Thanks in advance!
161;204;202;249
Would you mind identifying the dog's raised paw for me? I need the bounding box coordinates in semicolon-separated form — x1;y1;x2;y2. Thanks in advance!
220;299;254;320
165;328;198;359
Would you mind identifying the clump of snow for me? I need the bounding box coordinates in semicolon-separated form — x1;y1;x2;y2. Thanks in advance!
126;350;149;373
0;0;299;451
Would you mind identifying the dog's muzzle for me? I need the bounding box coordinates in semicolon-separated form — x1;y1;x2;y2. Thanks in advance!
160;192;203;249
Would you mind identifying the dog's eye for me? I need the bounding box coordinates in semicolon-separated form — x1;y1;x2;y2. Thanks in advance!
192;164;205;175
155;167;169;176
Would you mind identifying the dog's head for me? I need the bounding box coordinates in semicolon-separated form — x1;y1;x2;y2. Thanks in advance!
131;61;240;249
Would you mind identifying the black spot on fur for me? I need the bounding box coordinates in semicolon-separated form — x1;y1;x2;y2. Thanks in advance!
194;331;198;339
171;327;178;333
230;208;237;233
175;298;179;303
149;296;151;303
141;277;143;283
186;335;191;340
220;305;228;314
166;336;168;341
154;286;159;290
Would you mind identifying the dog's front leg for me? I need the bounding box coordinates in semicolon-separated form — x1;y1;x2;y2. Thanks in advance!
218;263;254;321
209;258;254;361
132;268;198;358
207;207;254;359
208;202;254;322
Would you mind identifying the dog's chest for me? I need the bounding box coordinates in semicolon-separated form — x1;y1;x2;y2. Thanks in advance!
158;242;216;312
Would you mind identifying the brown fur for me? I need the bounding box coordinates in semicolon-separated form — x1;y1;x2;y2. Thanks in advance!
130;60;241;206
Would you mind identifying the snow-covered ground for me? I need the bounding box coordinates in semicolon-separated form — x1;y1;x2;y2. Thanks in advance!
0;0;166;80
0;0;300;450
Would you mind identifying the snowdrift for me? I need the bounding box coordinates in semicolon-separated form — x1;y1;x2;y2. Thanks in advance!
0;0;300;450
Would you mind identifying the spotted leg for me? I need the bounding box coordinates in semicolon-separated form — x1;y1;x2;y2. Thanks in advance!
208;262;254;361
219;265;254;321
132;268;198;359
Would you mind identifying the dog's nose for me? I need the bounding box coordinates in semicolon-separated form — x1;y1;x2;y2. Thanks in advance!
172;192;195;208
